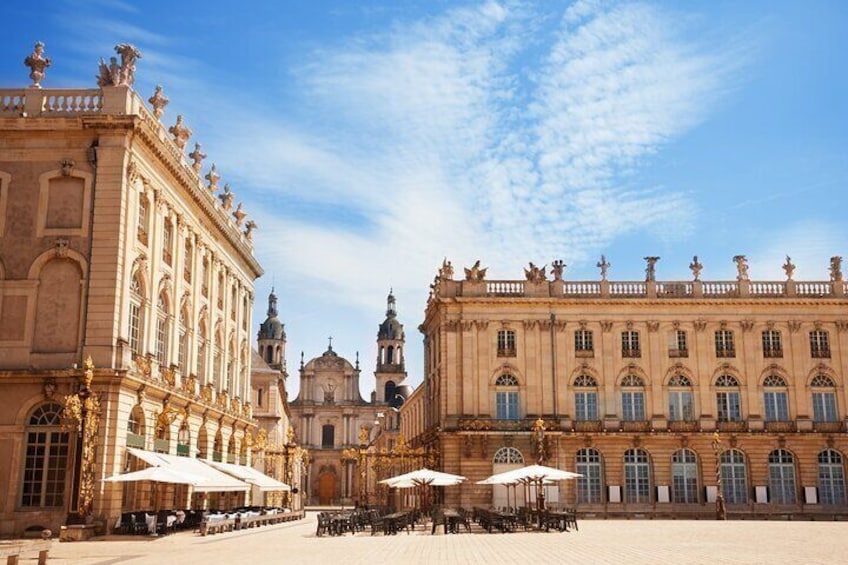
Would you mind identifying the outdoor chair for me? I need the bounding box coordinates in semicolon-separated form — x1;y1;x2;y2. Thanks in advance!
316;512;330;537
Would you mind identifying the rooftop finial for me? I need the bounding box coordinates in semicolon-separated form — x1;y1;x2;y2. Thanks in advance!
386;289;397;317
328;336;333;351
148;85;169;119
24;41;51;88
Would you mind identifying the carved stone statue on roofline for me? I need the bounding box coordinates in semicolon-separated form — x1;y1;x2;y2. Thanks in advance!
148;85;169;119
464;260;487;281
597;255;611;281
232;203;246;227
689;255;703;281
97;43;141;87
244;220;258;242
438;258;454;281
831;256;844;282
644;256;660;282
188;143;206;174
551;260;566;281
205;164;220;192
219;183;235;211
24;41;51;88
733;255;749;281
782;255;796;281
524;262;546;283
169;115;192;151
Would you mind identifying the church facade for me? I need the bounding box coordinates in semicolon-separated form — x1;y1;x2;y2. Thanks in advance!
289;292;410;505
407;257;848;518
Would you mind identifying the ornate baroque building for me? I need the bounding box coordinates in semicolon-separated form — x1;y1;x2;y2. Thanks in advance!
290;292;410;505
0;44;262;535
406;256;848;517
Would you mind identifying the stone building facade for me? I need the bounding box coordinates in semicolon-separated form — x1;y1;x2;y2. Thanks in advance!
409;257;848;517
290;292;410;505
0;45;262;536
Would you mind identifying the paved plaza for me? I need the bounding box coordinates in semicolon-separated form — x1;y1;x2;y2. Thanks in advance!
34;513;847;564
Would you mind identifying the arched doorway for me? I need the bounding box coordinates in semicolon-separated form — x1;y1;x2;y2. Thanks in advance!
318;471;336;505
492;447;524;509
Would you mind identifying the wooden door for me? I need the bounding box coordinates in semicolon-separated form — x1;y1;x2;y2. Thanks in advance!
318;472;336;505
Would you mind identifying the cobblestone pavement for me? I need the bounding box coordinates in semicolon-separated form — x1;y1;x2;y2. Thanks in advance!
46;514;847;565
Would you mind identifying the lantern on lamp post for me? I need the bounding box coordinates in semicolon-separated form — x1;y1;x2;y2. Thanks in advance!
62;355;101;521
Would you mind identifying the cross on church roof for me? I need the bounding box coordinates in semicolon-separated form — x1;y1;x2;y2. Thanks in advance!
328;336;333;350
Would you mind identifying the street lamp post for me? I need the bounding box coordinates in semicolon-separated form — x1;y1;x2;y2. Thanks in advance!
62;355;101;522
712;431;727;520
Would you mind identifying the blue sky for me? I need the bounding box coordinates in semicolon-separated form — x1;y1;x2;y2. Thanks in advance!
2;1;846;399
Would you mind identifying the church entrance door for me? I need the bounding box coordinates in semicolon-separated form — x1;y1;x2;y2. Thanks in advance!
318;472;336;505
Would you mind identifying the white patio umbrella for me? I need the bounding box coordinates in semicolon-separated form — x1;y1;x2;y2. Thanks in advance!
380;468;465;512
479;464;582;511
103;465;205;485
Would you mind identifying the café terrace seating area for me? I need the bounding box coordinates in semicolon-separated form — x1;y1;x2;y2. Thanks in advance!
314;505;578;537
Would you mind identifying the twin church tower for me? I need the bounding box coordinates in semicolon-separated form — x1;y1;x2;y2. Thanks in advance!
256;289;410;504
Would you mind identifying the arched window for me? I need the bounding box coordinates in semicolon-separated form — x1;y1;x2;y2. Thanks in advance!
197;319;208;383
265;345;273;364
183;238;193;283
162;220;173;266
495;374;519;420
213;430;223;462
21;403;69;507
155;292;170;366
127;405;145;448
136;192;148;245
573;375;599;421
492;447;524;464
720;449;747;504
818;449;846;505
811;374;838;423
227;435;237;464
197;425;208;459
671;449;699;503
575;448;603;504
715;374;741;422
178;304;189;375
177;420;190;457
384;381;396;405
620;374;645;422
129;274;145;356
387;345;394;364
763;375;789;422
768;449;796;504
668;374;694;422
623;448;651;503
257;388;264;408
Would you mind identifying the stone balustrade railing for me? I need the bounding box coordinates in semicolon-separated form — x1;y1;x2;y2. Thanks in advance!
0;88;103;116
440;277;845;300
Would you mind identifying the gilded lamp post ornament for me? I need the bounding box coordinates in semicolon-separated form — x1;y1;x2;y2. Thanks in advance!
97;44;141;87
644;256;660;282
711;432;727;520
597;255;611;281
24;41;51;88
188;143;206;174
169;115;192;151
689;255;703;281
148;85;169;119
62;355;101;519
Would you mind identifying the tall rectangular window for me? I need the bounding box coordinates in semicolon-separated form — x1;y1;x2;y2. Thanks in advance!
715;330;735;357
762;330;782;358
496;391;519;420
156;317;168;366
497;330;516;357
575;391;598;421
668;391;694;422
136;193;148;245
764;391;789;422
813;392;838;422
621;331;640;357
162;221;173;266
621;391;645;421
810;330;831;358
716;392;741;421
575;330;594;356
183;239;193;283
668;330;688;357
321;425;335;448
128;302;142;355
576;449;603;504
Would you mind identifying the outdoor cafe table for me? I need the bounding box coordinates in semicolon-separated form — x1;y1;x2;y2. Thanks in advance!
379;512;409;535
442;510;464;534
